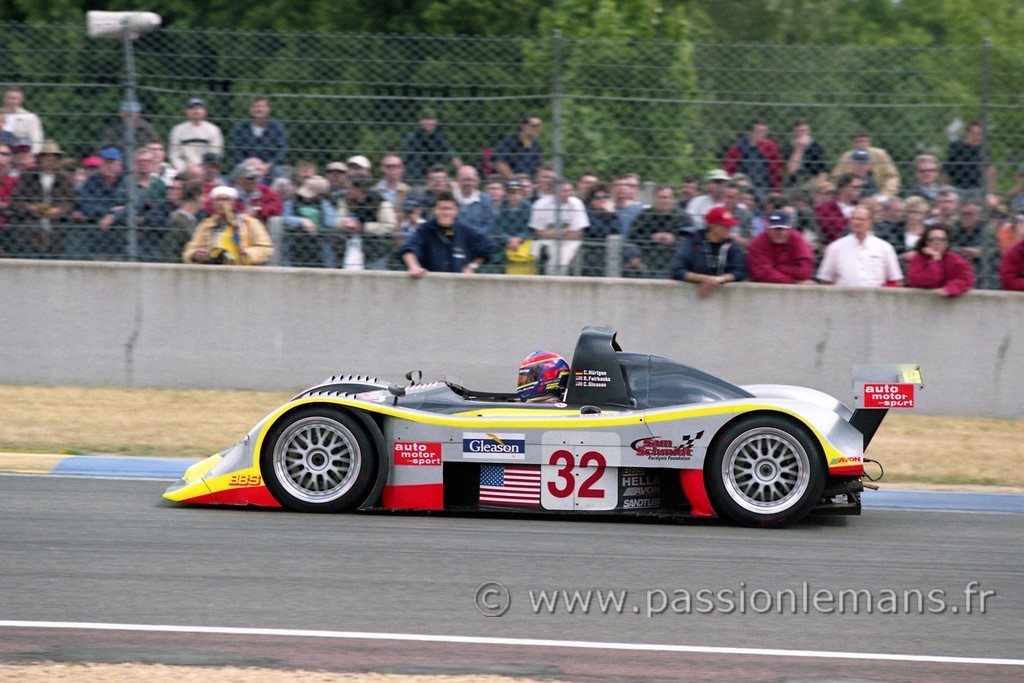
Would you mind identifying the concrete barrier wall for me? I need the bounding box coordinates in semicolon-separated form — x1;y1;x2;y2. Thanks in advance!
2;260;1021;417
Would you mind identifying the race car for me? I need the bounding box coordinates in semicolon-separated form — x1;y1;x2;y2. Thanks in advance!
164;326;922;528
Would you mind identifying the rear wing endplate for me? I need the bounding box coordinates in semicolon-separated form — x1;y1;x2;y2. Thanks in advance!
850;364;924;449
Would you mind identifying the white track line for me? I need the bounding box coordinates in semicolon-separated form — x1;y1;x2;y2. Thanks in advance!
0;620;1021;667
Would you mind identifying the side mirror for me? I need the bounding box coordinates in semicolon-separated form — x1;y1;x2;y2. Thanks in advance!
387;383;406;405
405;370;422;385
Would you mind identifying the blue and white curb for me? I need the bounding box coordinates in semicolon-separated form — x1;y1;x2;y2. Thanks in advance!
2;453;1022;513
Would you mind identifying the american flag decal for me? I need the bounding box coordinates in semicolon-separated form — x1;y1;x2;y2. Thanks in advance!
479;464;541;507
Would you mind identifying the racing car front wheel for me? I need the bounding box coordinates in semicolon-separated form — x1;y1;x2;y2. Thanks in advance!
260;406;378;512
705;414;825;528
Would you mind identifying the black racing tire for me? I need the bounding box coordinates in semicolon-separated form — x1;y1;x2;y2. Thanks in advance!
704;414;825;528
260;405;378;512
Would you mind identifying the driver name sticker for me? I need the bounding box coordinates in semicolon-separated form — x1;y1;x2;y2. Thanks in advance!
574;369;610;388
862;383;915;408
393;441;442;466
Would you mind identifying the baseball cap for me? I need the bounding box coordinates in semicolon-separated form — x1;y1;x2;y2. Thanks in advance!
187;97;206;108
210;185;238;200
120;100;142;113
346;155;372;170
705;206;739;228
852;149;870;163
81;155;103;168
505;179;523;191
11;138;32;152
98;146;122;162
234;163;260;179
767;210;793;228
326;161;348;173
705;168;731;182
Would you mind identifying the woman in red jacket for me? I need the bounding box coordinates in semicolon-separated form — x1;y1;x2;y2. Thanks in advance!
905;226;975;297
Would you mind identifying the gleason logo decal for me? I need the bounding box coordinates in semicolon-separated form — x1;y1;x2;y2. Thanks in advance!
462;432;527;460
630;431;704;461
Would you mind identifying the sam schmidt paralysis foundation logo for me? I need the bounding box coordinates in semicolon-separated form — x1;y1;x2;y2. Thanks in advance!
474;581;996;617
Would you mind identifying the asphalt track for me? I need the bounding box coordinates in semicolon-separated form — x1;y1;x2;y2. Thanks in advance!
1;475;1022;681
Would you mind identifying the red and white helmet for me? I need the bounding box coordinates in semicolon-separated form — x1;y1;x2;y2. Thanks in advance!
517;351;570;401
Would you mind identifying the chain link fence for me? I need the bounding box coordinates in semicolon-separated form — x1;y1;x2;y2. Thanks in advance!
1;23;1022;288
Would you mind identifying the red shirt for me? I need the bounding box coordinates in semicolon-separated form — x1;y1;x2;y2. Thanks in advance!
1000;240;1024;291
747;230;815;284
906;250;976;296
813;201;848;245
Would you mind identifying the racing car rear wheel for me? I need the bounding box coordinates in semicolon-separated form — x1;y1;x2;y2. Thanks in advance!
260;406;377;512
705;414;825;528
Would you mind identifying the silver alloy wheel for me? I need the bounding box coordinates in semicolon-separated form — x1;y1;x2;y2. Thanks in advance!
272;416;361;504
721;427;810;514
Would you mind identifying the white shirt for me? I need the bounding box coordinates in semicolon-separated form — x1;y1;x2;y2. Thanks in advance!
686;195;722;230
817;233;903;287
529;195;589;233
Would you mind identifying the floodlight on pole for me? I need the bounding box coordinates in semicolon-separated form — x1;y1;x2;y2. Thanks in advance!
86;11;162;262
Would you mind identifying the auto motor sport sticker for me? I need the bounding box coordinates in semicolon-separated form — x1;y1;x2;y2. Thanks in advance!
862;383;916;409
393;441;442;466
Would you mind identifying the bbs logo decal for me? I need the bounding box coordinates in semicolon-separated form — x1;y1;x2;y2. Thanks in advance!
630;431;704;460
462;432;527;460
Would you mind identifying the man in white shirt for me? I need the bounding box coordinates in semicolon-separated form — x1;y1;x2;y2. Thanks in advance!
817;205;903;287
2;87;44;154
529;180;589;238
686;168;729;229
169;97;224;172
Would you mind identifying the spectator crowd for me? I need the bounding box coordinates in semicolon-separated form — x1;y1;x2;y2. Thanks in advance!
1;86;1023;294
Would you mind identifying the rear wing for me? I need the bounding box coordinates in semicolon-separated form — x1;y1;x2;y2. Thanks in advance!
850;364;924;449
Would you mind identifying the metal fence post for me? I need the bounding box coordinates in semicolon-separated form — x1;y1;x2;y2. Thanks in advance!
552;29;564;275
122;18;139;262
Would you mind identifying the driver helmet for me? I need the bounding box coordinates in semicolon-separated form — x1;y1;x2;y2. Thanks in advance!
517;351;570;402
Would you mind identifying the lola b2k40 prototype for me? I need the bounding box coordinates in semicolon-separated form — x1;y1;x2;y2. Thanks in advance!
164;327;922;528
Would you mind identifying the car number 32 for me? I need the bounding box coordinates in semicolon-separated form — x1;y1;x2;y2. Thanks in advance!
541;449;619;511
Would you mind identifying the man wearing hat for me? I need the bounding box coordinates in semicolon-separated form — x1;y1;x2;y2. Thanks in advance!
325;161;349;204
345;155;373;181
669;206;748;298
401;108;462;185
99;100;160;153
746;209;816;284
75;146;129;258
832;130;900;196
183;184;273;265
169;97;224;172
685;169;730;229
10;139;77;257
231;162;282;223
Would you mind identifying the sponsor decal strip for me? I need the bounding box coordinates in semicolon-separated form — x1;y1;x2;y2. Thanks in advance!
0;621;1021;667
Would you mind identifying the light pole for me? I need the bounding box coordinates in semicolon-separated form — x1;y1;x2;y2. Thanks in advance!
87;11;161;261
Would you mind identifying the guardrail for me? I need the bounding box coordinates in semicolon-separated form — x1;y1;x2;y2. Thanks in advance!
3;260;1021;417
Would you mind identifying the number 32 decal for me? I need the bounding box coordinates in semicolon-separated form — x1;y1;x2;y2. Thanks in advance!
547;449;606;498
542;449;618;511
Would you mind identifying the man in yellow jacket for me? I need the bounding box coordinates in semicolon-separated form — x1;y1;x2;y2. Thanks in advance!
832;131;900;197
182;185;274;265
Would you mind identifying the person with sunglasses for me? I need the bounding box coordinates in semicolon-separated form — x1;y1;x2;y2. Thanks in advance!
906;225;975;297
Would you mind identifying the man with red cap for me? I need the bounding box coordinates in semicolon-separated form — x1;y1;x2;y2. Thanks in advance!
669;206;747;298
